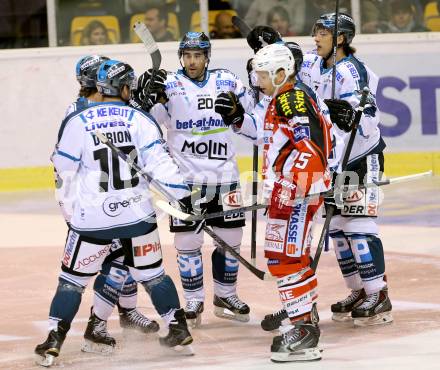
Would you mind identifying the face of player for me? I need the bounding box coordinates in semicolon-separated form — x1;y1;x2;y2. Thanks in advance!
313;27;333;57
256;69;288;96
182;50;208;81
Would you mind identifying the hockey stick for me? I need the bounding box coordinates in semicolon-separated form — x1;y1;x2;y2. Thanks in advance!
232;16;259;266
331;0;340;99
310;86;369;271
133;21;162;103
155;170;432;222
94;130;274;281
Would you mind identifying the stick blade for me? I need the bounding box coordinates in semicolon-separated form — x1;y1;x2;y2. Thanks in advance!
232;16;251;37
133;21;162;68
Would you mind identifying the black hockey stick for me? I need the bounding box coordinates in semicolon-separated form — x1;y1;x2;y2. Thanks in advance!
331;0;340;99
133;21;162;104
94;130;273;281
232;15;259;266
310;86;369;271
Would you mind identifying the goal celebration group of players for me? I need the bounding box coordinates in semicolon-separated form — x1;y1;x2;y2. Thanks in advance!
34;11;393;366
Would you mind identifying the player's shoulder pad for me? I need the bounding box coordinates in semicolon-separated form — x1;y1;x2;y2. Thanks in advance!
301;52;320;69
275;89;309;119
210;68;239;81
130;106;164;138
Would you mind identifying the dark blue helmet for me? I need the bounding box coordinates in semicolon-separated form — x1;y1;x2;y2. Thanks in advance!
178;32;211;59
96;60;135;97
75;55;109;88
313;13;356;44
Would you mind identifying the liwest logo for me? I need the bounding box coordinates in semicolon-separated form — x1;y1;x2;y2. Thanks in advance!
181;140;227;160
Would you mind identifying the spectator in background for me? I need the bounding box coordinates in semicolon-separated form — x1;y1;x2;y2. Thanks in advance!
378;0;428;32
266;6;296;36
80;20;112;45
144;6;175;41
244;0;306;35
210;11;241;39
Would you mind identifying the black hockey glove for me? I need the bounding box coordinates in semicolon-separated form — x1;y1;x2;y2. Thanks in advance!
324;99;355;132
247;25;282;53
129;68;168;111
214;91;245;127
178;194;193;215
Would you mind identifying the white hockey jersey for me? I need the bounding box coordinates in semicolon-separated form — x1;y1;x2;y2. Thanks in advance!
150;69;255;185
52;101;190;239
298;53;385;168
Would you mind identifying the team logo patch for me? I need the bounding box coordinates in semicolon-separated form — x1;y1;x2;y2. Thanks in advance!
264;219;287;253
293;126;310;142
345;190;364;203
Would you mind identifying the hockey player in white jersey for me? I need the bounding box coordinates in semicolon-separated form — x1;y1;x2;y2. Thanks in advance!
35;59;194;367
298;13;393;326
135;32;255;327
61;56;160;354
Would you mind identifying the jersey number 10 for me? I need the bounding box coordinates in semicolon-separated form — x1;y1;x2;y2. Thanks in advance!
93;146;139;192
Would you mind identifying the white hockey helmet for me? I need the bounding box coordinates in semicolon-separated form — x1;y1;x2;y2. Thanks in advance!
252;43;295;87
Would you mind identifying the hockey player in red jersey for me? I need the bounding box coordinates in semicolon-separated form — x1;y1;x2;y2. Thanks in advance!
253;43;332;362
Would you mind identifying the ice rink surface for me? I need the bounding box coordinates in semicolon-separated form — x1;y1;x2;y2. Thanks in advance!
0;177;439;370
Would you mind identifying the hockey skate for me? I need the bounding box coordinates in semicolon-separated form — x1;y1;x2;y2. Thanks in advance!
34;322;69;367
82;312;116;354
261;303;319;332
119;307;160;334
213;295;250;322
351;286;393;326
331;289;366;322
270;321;321;363
261;309;288;331
159;308;194;355
184;300;204;328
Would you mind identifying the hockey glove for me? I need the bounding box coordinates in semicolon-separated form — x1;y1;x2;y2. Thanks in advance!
247;26;282;53
130;68;168;111
214;91;245;127
324;99;355;132
268;178;296;220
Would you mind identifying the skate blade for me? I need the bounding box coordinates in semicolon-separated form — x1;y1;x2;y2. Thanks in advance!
187;315;202;329
35;353;56;367
213;307;250;322
171;343;195;356
81;340;115;355
353;311;393;327
332;312;353;322
270;347;321;362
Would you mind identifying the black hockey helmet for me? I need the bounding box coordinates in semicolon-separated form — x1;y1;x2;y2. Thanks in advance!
284;41;303;75
75;55;109;88
247;25;282;54
313;12;356;45
96;60;135;97
178;31;211;59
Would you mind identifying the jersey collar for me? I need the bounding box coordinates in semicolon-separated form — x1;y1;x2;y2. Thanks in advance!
177;69;210;88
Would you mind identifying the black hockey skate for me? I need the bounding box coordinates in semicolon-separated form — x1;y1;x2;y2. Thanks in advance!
159;308;194;355
261;303;319;331
34;321;69;367
184;300;204;328
213;295;250;322
351;286;393;326
261;309;288;331
82;312;116;354
119;307;160;334
331;289;366;322
270;321;321;363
